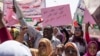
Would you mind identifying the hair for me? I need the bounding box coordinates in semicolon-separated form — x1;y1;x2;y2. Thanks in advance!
43;25;53;33
60;28;70;44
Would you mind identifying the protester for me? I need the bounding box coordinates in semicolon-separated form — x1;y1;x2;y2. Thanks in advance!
84;40;99;56
63;42;80;56
13;0;61;49
30;38;53;56
53;27;65;43
70;23;87;56
38;38;53;56
13;0;42;48
43;26;61;49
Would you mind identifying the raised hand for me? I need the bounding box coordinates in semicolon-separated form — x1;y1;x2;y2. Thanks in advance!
85;22;90;28
16;26;28;43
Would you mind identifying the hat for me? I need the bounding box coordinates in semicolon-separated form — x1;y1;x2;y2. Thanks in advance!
0;40;32;56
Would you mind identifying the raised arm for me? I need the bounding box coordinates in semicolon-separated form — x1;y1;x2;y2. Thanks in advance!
16;26;27;43
13;0;27;26
13;0;42;48
85;22;90;43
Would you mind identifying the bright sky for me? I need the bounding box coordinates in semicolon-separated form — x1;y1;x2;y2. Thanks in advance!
45;0;80;18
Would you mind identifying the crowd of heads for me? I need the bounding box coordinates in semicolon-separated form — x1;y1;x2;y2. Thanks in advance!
0;1;100;56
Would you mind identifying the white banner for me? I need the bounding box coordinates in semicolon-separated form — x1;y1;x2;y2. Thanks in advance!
3;0;46;18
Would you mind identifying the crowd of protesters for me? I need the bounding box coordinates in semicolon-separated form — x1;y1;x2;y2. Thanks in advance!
0;0;100;56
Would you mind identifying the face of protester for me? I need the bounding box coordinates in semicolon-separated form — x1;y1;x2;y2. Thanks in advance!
53;27;58;35
65;42;79;56
88;43;98;56
38;38;53;56
74;25;82;37
56;44;64;55
39;42;47;55
65;46;77;56
43;27;53;40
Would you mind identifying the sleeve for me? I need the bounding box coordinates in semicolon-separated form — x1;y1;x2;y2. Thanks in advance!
0;27;13;43
85;31;90;44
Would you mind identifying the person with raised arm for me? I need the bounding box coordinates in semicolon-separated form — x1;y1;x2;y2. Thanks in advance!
13;0;42;48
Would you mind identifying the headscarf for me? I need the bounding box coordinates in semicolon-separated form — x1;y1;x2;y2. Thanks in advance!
63;42;80;56
84;41;98;56
38;38;53;56
53;27;65;43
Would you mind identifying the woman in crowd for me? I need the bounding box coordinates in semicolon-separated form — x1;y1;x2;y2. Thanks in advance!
71;23;87;56
53;27;65;43
64;42;80;56
84;40;99;56
38;38;53;56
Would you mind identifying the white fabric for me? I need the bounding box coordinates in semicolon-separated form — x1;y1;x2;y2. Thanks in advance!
96;51;100;56
0;40;32;56
51;36;61;50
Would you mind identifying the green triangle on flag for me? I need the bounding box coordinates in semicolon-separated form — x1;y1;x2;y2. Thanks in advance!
77;15;83;25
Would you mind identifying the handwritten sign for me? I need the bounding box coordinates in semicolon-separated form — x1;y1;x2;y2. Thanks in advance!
4;0;45;18
83;8;96;24
41;4;72;27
